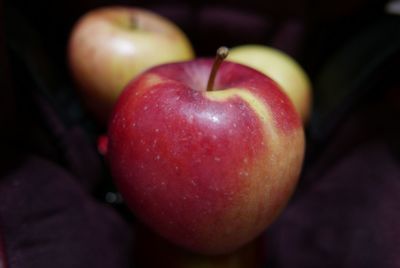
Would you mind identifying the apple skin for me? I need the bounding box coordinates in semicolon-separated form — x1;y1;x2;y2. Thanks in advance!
228;44;312;123
106;59;305;255
68;6;195;125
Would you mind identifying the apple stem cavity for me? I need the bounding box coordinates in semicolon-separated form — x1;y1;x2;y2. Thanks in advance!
206;46;229;91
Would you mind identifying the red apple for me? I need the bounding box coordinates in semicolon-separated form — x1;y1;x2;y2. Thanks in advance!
105;48;305;255
68;6;195;125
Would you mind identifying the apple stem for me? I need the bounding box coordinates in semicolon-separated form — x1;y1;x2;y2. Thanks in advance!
206;46;229;91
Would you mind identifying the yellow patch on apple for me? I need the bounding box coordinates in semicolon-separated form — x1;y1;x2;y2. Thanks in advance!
204;88;279;140
228;45;312;123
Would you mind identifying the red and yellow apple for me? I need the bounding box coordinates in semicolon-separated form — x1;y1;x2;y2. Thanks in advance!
68;6;195;124
228;44;312;122
105;49;305;255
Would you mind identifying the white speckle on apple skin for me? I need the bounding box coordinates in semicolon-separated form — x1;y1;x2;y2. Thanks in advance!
152;140;158;148
211;115;219;123
187;114;194;124
239;171;249;177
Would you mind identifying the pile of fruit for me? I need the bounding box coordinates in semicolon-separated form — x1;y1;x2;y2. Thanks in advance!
68;5;313;266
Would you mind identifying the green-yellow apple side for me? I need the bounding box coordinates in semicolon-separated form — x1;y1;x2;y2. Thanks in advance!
68;6;195;125
105;48;305;255
228;44;312;123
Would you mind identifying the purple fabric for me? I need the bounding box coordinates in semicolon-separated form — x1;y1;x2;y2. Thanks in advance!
267;142;400;267
265;93;400;267
33;93;104;191
150;4;274;56
0;155;134;268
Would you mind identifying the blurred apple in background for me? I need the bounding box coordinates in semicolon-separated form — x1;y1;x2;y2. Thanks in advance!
228;44;312;123
68;6;195;125
105;48;305;255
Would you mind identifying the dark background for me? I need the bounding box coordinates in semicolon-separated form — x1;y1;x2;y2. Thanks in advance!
1;0;400;267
